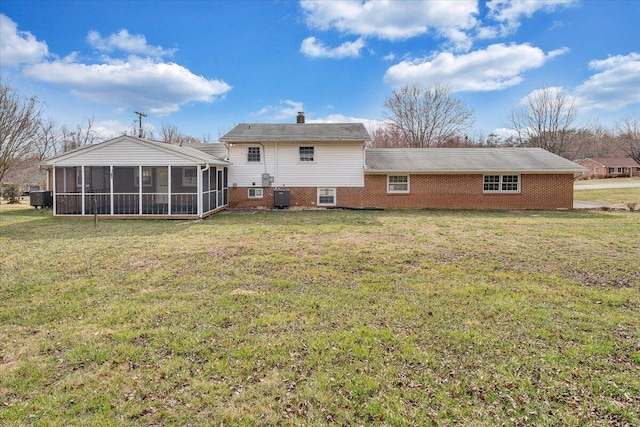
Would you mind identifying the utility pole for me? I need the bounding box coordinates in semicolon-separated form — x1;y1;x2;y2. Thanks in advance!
134;111;147;138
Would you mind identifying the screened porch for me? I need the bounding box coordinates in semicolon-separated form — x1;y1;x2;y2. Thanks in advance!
52;165;228;217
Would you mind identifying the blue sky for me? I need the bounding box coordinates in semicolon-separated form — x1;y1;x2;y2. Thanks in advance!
1;0;639;141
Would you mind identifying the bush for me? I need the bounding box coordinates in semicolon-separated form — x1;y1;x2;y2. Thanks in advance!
1;183;21;204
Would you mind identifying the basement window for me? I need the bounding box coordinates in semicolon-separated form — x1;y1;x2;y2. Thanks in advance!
483;175;520;193
317;188;336;206
248;188;263;199
387;175;409;193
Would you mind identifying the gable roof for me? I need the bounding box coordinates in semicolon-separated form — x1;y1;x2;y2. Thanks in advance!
172;141;228;159
219;123;370;143
43;135;229;166
580;157;640;168
365;148;587;174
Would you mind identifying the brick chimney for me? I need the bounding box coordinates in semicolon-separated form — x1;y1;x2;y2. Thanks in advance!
296;111;305;124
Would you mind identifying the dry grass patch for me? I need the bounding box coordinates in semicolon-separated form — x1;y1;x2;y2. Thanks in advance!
1;206;639;425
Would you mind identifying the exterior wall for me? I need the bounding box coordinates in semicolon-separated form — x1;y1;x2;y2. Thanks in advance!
362;174;575;210
228;174;574;210
52;137;205;167
228;186;364;209
227;142;364;188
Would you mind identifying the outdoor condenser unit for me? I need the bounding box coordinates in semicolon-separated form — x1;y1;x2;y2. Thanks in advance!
30;190;53;209
274;189;290;209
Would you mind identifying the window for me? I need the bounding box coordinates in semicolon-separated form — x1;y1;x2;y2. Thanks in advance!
299;146;314;162
484;175;520;193
247;146;261;162
182;167;197;187
134;168;153;187
387;175;409;193
317;188;336;206
248;188;263;199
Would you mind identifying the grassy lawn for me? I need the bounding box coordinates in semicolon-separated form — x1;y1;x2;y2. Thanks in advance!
1;203;639;425
573;187;640;208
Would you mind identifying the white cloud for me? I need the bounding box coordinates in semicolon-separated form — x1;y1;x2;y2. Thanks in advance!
485;0;577;36
0;14;48;67
306;113;384;132
255;100;305;120
87;29;176;58
301;0;478;49
300;36;365;59
384;43;568;92
575;52;640;111
23;56;231;115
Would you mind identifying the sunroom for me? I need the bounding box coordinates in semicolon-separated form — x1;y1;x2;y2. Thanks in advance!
42;136;230;219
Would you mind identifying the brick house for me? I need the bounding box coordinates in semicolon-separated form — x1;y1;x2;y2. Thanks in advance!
220;115;585;210
577;157;640;179
41;117;587;217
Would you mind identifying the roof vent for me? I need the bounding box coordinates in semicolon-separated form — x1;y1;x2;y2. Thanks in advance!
296;111;305;124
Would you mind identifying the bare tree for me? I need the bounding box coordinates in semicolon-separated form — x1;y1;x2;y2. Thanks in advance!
509;87;577;157
383;83;475;148
33;117;60;160
161;123;181;143
0;82;42;184
60;117;100;152
370;123;410;148
616;113;640;163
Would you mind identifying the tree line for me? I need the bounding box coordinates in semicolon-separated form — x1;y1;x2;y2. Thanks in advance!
2;80;639;186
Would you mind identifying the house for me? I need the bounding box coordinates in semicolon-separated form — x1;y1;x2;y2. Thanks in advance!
577;157;640;179
40;135;230;218
220;114;370;209
219;114;585;210
40;115;587;217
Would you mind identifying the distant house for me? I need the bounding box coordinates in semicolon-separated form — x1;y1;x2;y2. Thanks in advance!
577;157;640;179
41;135;230;218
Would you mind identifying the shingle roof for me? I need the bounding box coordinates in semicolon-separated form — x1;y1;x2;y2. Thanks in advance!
583;157;640;167
365;148;587;173
171;141;228;159
219;123;370;143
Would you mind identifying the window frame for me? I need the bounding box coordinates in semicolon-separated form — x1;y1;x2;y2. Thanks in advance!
248;188;263;199
299;146;315;162
182;167;197;187
247;146;261;163
317;188;336;206
483;174;520;193
387;175;410;194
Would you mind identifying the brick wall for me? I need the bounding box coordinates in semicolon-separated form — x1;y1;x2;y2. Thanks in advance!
228;174;574;210
363;174;574;210
228;187;364;209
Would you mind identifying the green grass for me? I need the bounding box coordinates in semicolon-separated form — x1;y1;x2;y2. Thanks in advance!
574;188;640;207
1;203;639;426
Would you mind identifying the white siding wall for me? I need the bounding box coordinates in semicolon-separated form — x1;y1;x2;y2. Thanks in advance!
51;138;203;167
227;142;365;187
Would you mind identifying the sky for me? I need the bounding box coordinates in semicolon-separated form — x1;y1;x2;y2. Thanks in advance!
1;0;639;142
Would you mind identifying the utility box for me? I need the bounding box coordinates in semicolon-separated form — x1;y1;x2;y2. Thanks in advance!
30;190;53;209
262;173;274;187
274;189;290;209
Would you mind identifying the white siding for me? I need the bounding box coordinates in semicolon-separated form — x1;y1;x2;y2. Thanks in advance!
227;142;365;187
51;138;203;167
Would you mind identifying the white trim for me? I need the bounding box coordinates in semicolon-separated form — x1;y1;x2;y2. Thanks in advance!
483;174;521;193
387;174;410;193
248;188;263;199
247;146;261;163
317;187;336;206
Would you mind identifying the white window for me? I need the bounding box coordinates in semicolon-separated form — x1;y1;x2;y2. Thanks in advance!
483;175;520;193
299;146;314;162
248;188;263;199
387;175;409;193
317;188;336;206
247;146;261;162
